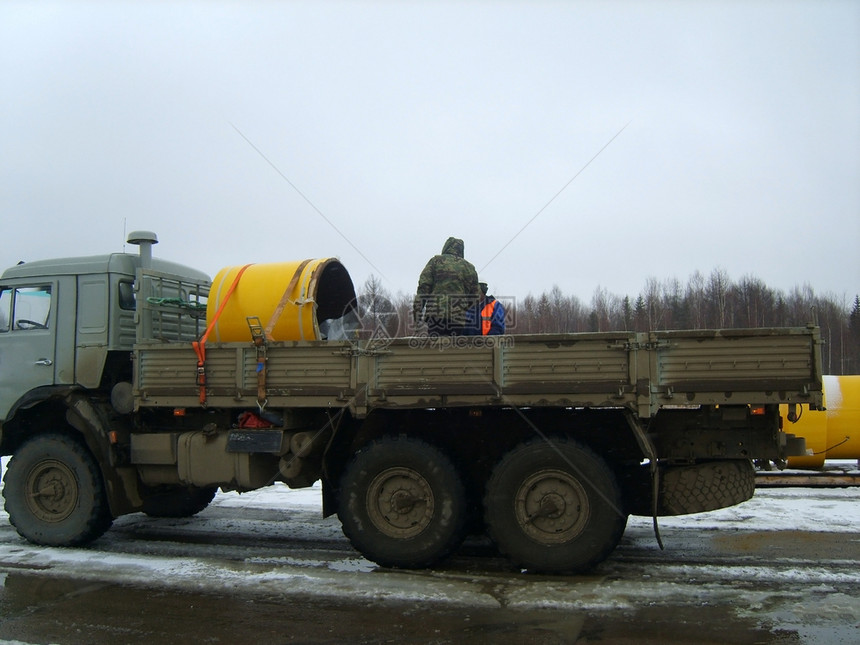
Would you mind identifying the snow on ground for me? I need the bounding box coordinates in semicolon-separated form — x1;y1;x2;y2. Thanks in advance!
630;484;860;533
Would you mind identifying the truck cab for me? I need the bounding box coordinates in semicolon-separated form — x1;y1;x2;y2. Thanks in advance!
0;233;209;463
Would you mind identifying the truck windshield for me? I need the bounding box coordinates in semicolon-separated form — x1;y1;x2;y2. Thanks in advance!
0;286;52;331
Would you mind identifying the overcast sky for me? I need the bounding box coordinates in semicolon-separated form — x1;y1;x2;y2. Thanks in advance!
2;1;858;305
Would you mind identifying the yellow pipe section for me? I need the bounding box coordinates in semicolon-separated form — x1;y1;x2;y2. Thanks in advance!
784;375;860;469
206;259;356;342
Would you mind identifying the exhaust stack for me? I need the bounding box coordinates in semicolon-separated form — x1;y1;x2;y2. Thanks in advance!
127;230;158;269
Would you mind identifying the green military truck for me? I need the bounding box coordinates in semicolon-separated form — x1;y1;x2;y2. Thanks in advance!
0;233;824;573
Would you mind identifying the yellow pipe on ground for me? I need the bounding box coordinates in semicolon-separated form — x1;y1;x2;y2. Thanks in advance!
785;375;860;469
206;259;357;342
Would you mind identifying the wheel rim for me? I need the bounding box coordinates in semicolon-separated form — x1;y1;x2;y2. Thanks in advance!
24;459;79;523
514;468;589;544
365;467;434;539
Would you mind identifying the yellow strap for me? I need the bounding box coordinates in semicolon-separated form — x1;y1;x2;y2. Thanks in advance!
263;259;312;340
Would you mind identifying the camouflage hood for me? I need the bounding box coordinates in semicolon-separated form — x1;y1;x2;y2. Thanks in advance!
441;237;464;259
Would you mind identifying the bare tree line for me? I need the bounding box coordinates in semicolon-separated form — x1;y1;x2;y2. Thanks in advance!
356;270;860;375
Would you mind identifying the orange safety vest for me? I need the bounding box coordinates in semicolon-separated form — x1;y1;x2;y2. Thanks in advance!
480;300;497;335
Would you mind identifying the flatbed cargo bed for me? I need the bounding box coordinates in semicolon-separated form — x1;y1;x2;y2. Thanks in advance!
134;326;824;417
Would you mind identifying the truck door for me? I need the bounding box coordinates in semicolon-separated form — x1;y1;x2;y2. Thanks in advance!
0;283;57;420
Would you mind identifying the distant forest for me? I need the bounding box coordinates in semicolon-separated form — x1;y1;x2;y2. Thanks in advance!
356;270;860;375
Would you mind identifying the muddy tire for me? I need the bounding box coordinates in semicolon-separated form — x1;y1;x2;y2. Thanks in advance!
484;437;627;573
638;459;756;517
2;434;112;546
338;437;467;569
142;486;217;518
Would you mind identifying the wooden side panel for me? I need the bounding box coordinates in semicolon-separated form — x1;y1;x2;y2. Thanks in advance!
653;328;822;406
373;340;495;396
501;333;633;393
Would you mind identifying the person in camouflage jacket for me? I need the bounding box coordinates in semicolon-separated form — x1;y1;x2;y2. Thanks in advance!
413;237;480;336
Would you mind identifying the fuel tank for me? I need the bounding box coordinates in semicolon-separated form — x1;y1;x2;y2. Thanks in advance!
785;375;860;468
206;259;358;342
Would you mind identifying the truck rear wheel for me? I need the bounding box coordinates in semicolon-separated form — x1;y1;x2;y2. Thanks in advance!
337;437;467;569
2;434;112;546
484;437;627;573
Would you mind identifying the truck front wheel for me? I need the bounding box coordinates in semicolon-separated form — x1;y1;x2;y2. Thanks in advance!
484;437;627;573
3;434;113;546
337;437;467;569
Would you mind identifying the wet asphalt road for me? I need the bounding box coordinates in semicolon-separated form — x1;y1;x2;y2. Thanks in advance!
0;572;817;645
0;487;858;644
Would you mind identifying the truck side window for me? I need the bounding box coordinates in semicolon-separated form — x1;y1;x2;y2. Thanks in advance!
118;281;136;310
11;286;52;330
0;288;10;332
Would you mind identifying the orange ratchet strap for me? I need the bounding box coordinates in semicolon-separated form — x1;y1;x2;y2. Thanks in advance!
192;263;253;405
